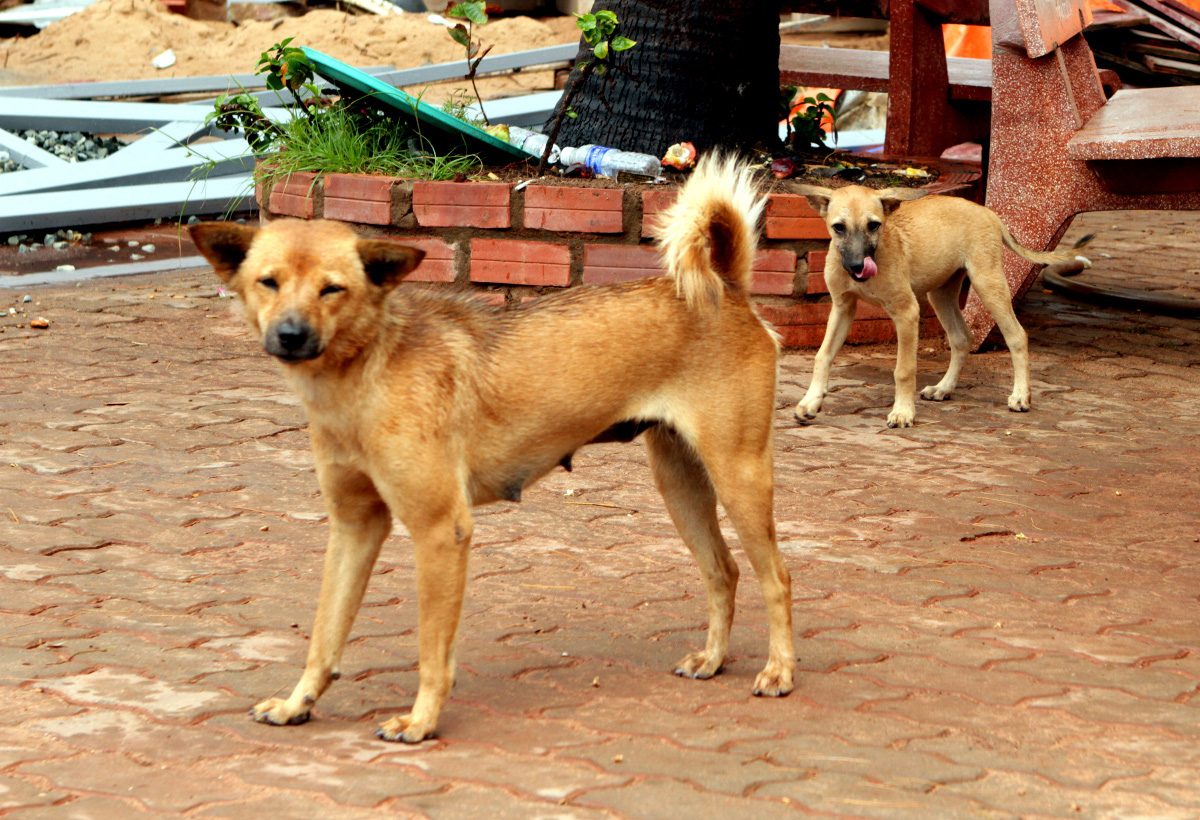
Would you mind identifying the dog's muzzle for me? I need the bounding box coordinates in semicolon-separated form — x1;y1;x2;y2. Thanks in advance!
845;255;878;282
264;315;323;362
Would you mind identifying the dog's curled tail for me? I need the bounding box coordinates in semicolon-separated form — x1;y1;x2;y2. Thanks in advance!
998;220;1095;270
656;152;765;310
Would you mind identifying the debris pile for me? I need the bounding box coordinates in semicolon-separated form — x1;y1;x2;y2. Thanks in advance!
1089;1;1200;85
0;0;562;86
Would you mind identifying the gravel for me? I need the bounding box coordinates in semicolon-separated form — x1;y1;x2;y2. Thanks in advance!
0;130;126;174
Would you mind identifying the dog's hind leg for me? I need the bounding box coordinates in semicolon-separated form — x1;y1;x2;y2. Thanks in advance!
921;272;971;402
967;257;1031;412
377;488;474;743
645;426;738;681
252;465;392;728
694;432;795;697
795;291;856;422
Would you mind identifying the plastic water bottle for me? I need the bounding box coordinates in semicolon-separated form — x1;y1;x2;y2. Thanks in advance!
558;144;662;179
507;126;560;164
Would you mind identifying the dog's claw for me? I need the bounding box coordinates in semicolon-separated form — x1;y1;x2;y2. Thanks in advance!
752;665;795;697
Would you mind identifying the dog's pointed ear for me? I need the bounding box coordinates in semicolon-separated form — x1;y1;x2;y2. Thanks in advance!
189;222;258;283
876;187;929;215
357;239;426;289
792;184;835;217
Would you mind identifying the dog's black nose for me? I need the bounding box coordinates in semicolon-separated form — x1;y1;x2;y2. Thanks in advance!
847;260;865;274
275;318;310;352
265;315;322;361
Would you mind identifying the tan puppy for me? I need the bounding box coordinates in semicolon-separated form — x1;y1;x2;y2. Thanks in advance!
188;154;794;743
793;185;1092;428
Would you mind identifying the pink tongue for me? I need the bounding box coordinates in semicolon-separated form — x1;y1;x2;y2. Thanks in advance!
861;256;878;278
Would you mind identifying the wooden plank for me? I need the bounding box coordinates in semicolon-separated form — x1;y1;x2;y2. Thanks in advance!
779;44;990;99
1111;0;1200;50
1012;0;1092;58
1066;86;1200;160
1131;0;1200;36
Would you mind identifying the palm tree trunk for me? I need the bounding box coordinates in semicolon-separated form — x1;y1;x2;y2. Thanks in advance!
546;0;780;158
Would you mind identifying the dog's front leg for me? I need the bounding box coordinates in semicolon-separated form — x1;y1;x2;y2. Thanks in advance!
887;298;922;428
376;504;473;743
795;292;856;422
252;467;392;727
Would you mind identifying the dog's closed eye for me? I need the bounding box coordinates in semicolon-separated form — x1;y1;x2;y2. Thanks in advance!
320;284;346;297
259;277;279;291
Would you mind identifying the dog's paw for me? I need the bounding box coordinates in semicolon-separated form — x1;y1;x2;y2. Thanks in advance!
886;408;915;428
250;696;311;726
794;401;821;423
674;651;723;680
920;385;952;402
752;663;794;698
376;713;437;744
1008;394;1031;413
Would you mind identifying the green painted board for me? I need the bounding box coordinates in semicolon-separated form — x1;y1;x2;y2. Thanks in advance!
302;47;531;163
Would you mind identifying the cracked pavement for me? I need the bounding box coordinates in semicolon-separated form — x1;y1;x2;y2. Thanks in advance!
0;210;1198;819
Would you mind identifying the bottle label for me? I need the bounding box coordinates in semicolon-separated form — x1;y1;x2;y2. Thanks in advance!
584;145;615;175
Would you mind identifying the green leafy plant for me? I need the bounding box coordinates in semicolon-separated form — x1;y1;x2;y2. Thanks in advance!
785;89;837;153
439;88;487;128
537;9;636;174
199;39;482;204
444;1;491;126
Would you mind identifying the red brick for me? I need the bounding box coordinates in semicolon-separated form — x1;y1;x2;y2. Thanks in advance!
640;189;678;238
525;186;624;233
268;191;315;219
775;323;828;348
470;239;570;287
755;302;830;327
765;216;829;240
750;249;797;295
322;197;390;225
324;173;401;201
414;181;511;229
414;180;510;206
767;193;821;218
807;271;829;295
582;244;664;284
392;236;457;283
808;250;828;272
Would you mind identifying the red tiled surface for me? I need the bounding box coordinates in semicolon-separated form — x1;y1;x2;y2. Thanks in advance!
413;181;511;229
525;186;624;233
2;209;1200;818
470;238;570;286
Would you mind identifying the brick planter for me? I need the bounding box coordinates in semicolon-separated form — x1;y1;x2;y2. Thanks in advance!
256;157;980;348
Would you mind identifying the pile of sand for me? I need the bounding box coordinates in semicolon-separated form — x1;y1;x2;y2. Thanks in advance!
0;0;564;85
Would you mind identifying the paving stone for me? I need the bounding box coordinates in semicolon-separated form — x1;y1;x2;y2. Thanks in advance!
4;796;181;819
402;783;621;820
16;753;255;813
36;669;238;720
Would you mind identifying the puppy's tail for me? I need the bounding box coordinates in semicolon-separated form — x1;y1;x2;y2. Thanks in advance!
656;152;765;310
998;220;1095;270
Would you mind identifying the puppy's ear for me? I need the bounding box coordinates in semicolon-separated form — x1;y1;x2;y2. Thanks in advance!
357;239;426;289
876;187;928;215
792;184;835;217
189;222;258;283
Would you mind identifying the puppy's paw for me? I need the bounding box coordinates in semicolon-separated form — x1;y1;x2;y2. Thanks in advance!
794;400;822;423
376;712;436;744
886;408;915;428
752;663;794;698
250;696;311;726
1008;394;1031;413
674;651;723;680
920;385;952;402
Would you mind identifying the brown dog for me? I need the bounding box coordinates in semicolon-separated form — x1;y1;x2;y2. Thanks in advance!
793;184;1092;428
189;154;794;743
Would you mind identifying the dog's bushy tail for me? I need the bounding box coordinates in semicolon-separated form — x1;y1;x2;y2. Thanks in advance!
998;220;1095;269
656;153;765;310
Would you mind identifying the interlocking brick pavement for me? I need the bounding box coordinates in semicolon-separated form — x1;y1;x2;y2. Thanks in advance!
0;210;1198;818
